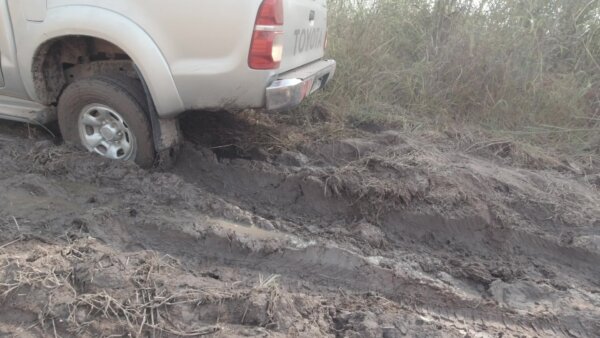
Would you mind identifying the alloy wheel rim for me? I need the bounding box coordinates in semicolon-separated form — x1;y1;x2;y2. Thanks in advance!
78;104;136;160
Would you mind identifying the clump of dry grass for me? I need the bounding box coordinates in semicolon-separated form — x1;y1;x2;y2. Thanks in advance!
0;240;70;298
0;241;223;337
246;274;281;329
68;251;224;337
70;289;223;337
309;0;600;167
0;239;293;337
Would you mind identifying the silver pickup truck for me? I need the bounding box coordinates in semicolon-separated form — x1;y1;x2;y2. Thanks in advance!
0;0;336;167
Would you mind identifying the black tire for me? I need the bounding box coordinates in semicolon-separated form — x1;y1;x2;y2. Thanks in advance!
57;75;155;168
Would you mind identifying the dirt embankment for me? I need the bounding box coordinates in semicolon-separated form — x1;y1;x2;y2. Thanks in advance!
0;112;599;337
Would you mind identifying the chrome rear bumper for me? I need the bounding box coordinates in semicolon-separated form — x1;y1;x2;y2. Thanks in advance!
266;59;336;111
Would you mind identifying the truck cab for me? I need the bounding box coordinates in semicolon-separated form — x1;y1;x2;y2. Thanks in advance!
0;0;335;167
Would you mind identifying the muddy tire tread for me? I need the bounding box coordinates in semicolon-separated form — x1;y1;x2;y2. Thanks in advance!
57;75;155;168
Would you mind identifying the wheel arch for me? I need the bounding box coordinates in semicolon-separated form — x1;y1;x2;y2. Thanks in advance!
24;5;184;117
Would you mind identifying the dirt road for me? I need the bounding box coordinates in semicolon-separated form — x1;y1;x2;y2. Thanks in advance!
1;112;599;337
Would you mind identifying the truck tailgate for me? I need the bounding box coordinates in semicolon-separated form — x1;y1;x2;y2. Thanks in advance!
279;0;327;72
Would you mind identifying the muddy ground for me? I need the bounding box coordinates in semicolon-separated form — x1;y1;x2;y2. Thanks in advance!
0;110;599;337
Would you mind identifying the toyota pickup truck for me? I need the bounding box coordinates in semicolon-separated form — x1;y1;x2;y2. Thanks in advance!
0;0;335;167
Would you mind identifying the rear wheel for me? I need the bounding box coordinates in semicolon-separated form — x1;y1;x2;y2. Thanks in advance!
58;76;155;168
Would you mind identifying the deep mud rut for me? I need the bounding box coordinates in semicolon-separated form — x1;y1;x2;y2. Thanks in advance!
0;112;599;337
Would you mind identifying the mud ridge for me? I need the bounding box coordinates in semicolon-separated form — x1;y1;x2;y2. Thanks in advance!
1;118;600;337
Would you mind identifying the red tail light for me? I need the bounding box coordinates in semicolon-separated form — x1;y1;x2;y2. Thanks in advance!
249;0;284;70
256;0;284;26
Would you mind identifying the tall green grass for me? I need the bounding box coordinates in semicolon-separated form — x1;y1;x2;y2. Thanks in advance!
322;0;600;159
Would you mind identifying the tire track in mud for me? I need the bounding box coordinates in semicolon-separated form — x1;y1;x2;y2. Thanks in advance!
169;144;600;336
382;212;600;283
108;217;598;337
176;145;600;282
2;123;599;336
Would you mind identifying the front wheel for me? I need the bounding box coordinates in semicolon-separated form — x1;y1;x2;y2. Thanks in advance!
57;76;155;168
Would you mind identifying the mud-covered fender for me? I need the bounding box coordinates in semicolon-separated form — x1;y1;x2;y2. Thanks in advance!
18;5;185;116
